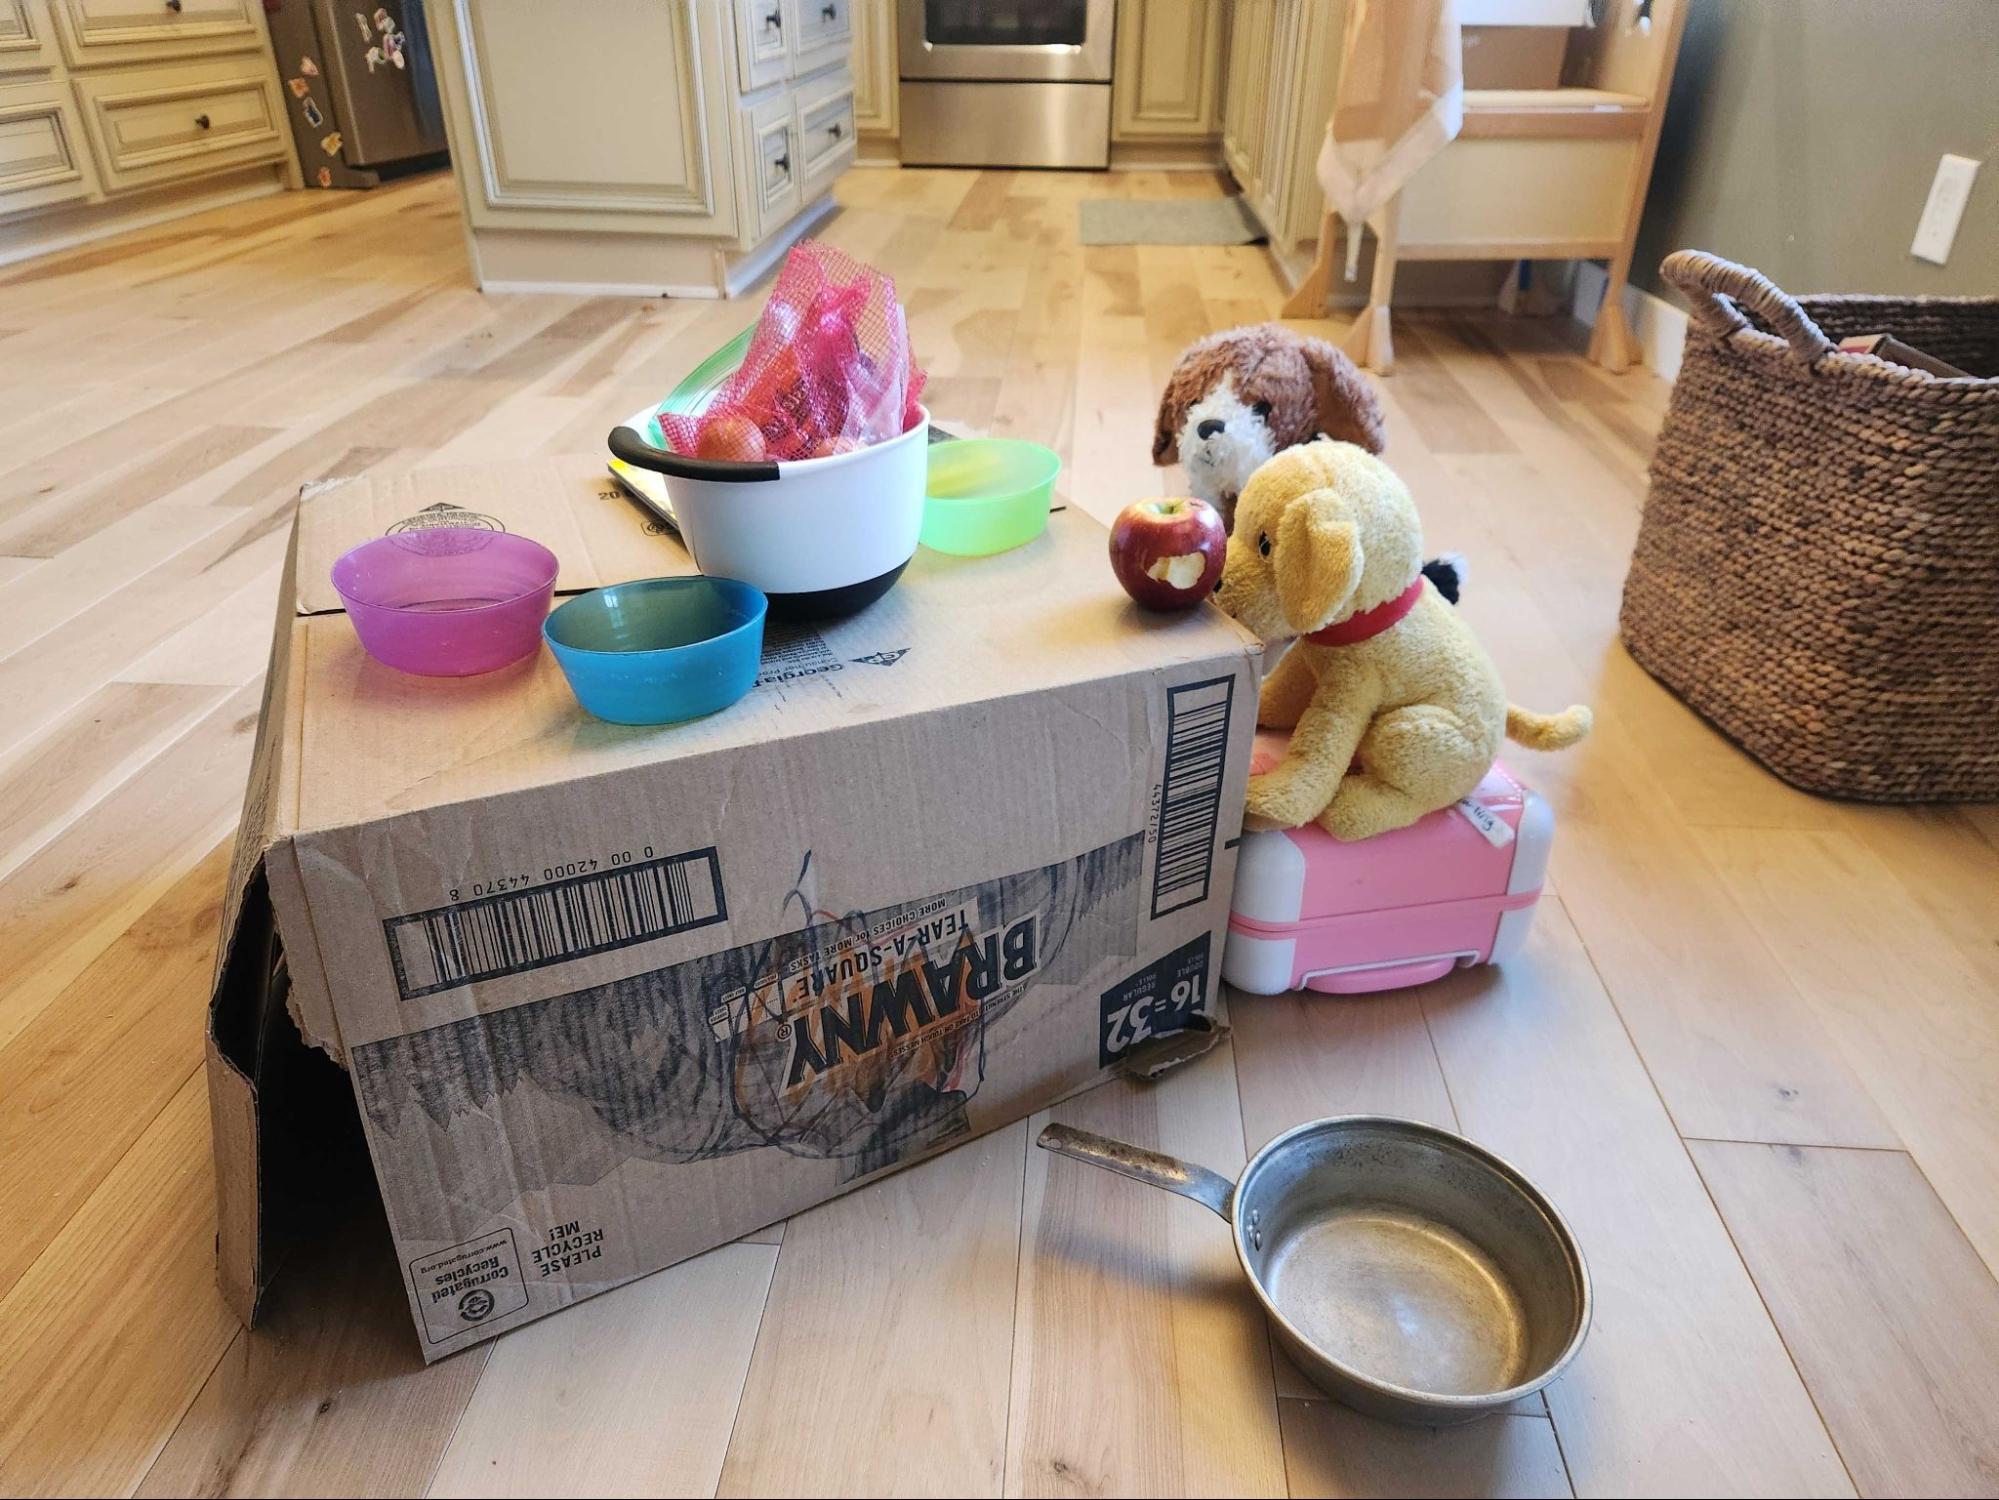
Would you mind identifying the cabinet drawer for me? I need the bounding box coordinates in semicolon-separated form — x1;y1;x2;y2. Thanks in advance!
73;58;284;193
738;89;798;241
1;0;60;75
0;77;96;211
785;0;850;78
733;0;787;91
53;0;261;68
795;75;852;196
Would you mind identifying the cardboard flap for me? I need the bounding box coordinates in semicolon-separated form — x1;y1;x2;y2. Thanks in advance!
293;463;688;616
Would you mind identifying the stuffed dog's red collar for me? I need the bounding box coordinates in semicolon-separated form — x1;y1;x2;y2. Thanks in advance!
1304;578;1425;647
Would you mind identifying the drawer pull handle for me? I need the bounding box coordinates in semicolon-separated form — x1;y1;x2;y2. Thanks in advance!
195;113;211;129
822;3;837;19
166;0;182;10
828;122;843;138
764;9;781;29
773;152;790;173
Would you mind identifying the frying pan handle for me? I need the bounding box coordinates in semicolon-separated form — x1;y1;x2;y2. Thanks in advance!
1037;1125;1236;1222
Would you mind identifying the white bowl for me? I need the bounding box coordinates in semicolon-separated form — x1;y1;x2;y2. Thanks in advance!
609;408;930;620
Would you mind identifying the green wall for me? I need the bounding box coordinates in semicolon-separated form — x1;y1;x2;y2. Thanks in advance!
1632;0;1998;299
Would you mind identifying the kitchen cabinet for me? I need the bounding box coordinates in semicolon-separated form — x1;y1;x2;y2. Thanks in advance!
71;50;285;195
1220;0;1339;253
0;76;96;209
51;0;262;69
439;0;733;234
0;0;60;74
425;0;856;295
786;0;851;79
1112;0;1224;140
0;0;294;265
850;0;893;136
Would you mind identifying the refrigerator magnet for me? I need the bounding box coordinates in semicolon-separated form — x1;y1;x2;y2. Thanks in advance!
300;55;320;77
302;96;324;128
320;131;343;156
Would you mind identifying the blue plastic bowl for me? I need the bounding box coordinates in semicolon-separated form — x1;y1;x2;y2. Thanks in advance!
544;576;766;725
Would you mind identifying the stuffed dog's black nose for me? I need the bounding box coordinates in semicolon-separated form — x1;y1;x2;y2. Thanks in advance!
1196;418;1225;440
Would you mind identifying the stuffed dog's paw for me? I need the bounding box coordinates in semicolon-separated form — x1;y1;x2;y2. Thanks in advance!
1244;769;1326;831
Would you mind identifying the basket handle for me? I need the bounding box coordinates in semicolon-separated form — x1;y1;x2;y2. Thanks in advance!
1661;250;1835;366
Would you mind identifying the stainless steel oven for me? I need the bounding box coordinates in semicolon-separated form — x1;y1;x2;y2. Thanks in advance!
897;0;1115;168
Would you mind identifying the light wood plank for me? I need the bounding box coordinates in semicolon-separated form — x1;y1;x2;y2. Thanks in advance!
1418;900;1854;1497
720;1124;1024;1498
1228;987;1458;1154
1005;1043;1287;1499
120;564;287;688
0;685;258;1052
0;1072;240;1498
426;1244;780;1500
0;841;230;1300
1280;1403;1573;1499
1689;1140;1999;1499
1367;422;1898;1151
0;680;226;881
1697;828;1999;1277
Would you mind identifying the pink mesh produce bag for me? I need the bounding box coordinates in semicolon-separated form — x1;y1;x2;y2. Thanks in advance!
659;241;926;463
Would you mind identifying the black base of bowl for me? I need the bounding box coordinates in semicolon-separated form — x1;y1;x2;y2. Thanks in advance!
762;559;911;622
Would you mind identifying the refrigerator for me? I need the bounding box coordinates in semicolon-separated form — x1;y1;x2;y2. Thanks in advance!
264;0;449;188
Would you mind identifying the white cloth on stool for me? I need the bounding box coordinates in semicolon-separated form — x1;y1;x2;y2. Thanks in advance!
1315;0;1465;278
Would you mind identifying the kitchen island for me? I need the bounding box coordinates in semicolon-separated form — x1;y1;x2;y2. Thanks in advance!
426;0;855;296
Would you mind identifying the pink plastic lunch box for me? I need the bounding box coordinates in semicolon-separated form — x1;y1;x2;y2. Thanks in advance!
1222;731;1553;995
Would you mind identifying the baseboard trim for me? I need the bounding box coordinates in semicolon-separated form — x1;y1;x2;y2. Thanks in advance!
0;173;285;269
1571;260;1687;382
721;194;838;297
479;278;719;298
475;193;837;300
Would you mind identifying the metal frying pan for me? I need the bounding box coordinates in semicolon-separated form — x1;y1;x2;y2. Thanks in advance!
1037;1115;1590;1426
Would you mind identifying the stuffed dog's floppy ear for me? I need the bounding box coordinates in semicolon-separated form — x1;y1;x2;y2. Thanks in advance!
1273;488;1362;635
1300;337;1387;455
1152;377;1186;465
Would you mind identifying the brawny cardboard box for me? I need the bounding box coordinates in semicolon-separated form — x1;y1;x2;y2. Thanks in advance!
207;458;1261;1360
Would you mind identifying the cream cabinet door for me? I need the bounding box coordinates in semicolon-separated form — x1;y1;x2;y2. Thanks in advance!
52;0;263;69
1112;0;1224;139
439;0;735;237
1222;0;1270;191
736;85;798;243
785;0;850;79
70;54;284;193
0;76;97;211
0;0;59;74
794;67;853;198
733;0;787;92
849;0;893;135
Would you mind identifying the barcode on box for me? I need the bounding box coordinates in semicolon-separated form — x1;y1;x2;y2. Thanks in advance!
1151;676;1234;918
385;849;727;1000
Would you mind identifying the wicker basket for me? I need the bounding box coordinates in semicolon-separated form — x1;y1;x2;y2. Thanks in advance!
1621;251;1999;802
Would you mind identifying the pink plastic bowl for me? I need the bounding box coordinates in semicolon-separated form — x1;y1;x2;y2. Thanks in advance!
329;528;559;676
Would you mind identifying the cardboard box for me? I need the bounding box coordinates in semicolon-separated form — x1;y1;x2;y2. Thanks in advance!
206;459;1261;1359
1461;26;1572;91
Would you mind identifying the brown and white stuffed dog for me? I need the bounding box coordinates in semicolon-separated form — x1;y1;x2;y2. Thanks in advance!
1154;324;1387;530
1157;322;1466;604
1216;440;1591;842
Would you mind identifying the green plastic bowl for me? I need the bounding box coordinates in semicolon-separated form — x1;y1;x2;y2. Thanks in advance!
920;439;1059;556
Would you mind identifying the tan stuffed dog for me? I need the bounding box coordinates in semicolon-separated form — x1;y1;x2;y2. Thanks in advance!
1216;440;1591;842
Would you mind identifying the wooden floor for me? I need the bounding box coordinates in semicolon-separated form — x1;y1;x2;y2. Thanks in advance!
1;168;1996;1500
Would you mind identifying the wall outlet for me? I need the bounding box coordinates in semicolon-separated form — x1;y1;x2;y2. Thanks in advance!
1910;154;1980;265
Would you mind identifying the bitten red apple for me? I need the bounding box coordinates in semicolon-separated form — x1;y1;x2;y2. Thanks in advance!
1109;497;1227;610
